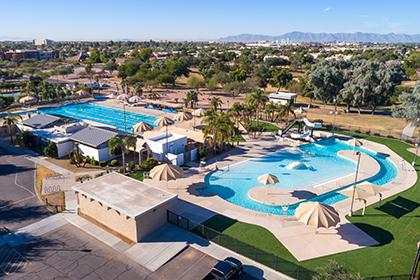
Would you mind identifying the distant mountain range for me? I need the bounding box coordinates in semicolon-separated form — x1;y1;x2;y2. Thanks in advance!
218;32;420;43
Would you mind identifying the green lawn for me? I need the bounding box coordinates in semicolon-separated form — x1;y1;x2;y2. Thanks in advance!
248;120;280;132
127;170;144;181
199;133;420;278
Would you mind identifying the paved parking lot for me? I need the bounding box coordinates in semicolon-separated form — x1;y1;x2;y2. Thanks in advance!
1;224;151;279
0;148;50;231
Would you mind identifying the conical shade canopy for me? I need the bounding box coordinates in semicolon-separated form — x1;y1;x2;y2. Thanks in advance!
295;202;340;229
19;96;37;104
132;121;154;133
192;108;206;117
174;111;193;121
154;116;174;127
149;163;184;181
347;138;363;147
117;94;129;100
257;173;279;185
129;96;142;103
357;182;387;196
339;186;372;200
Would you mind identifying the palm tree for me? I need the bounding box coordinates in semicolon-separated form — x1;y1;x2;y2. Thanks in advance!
109;136;128;173
210;96;223;112
185;90;198;108
202;111;235;152
228;102;244;127
246;89;268;124
124;135;137;164
3;114;22;144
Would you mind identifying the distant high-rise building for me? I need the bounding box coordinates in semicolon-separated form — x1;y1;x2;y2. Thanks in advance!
33;38;54;46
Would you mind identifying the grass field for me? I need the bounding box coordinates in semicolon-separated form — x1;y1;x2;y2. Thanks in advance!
199;133;420;277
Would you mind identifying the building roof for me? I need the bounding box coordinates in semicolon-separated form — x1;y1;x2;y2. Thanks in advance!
70;126;118;147
147;133;186;145
22;114;61;129
72;172;177;218
144;126;205;143
269;92;297;100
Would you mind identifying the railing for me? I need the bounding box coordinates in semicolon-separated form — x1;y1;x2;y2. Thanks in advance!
167;210;316;280
167;210;411;280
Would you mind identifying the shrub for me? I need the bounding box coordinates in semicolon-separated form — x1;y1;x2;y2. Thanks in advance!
110;159;119;166
90;158;98;166
128;161;136;171
69;158;75;165
43;142;58;158
99;161;107;167
75;174;92;183
94;172;104;178
312;260;363;280
198;146;206;159
118;167;125;173
140;157;159;171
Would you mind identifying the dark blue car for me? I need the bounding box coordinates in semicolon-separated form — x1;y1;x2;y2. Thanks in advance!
205;257;243;280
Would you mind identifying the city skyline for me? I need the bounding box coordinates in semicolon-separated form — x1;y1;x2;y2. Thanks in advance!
1;0;419;41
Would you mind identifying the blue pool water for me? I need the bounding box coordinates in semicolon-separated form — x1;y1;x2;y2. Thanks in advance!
203;138;397;216
39;103;158;133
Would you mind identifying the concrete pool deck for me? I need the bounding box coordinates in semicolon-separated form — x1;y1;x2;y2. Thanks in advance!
146;135;418;261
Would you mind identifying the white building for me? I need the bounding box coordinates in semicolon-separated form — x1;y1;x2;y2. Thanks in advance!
146;133;187;166
268;92;297;105
70;126;118;162
73;172;177;243
33;38;54;46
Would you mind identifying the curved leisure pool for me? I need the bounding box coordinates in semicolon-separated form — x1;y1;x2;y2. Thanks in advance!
203;138;397;216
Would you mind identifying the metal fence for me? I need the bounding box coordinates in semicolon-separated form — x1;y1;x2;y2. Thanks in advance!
167;210;315;280
167;210;412;280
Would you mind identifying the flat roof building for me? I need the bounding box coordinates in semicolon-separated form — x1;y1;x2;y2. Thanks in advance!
73;172;177;243
268;92;297;105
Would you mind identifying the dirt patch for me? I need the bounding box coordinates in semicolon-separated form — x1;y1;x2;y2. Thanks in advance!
35;164;65;212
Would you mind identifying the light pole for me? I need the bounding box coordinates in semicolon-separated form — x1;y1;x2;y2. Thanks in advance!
349;151;362;216
412;142;419;167
332;98;337;136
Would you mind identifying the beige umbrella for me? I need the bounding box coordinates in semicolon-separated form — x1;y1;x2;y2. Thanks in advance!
192;108;206;117
154;116;174;158
339;186;372;200
339;186;372;215
117;94;130;100
132;121;154;134
149;163;184;181
19;96;37;104
192;108;206;130
258;173;279;185
154;116;174;127
174;111;193;121
347;138;363;147
357;182;387;195
295;202;340;230
128;96;142;103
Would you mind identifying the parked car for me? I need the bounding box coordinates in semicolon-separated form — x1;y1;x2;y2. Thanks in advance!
204;257;243;280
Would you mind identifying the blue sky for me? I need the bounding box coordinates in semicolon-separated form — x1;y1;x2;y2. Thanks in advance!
1;0;419;41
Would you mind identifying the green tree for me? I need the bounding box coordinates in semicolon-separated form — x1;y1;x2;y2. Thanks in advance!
271;69;293;91
210;96;223;112
3;114;22;144
246;89;268;124
109;136;127;173
392;82;420;126
184;90;198;108
186;76;204;90
44;142;58;158
312;260;363;280
202;111;235;152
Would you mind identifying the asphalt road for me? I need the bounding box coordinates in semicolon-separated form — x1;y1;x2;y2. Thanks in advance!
0;147;50;231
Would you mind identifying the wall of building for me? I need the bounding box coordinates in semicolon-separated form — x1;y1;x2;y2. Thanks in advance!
135;199;175;241
77;143;112;161
56;141;74;158
77;192;138;242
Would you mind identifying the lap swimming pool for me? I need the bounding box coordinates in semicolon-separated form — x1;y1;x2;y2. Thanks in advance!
39;102;158;133
203;139;397;216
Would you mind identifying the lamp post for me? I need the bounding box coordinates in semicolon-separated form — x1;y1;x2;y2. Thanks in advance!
349;151;362;216
412;142;419;167
332;98;337;136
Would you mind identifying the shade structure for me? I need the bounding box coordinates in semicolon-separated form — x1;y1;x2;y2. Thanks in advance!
192;108;206;117
76;89;89;96
257;173;279;185
149;163;184;182
339;186;372;200
294;107;307;115
132;121;154;134
357;182;387;196
295;202;340;229
128;96;142;103
174;111;193;122
19;96;37;104
154;116;174;127
347;138;363;147
117;94;130;100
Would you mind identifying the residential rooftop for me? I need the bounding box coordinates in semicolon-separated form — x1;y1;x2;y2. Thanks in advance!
72;172;177;218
